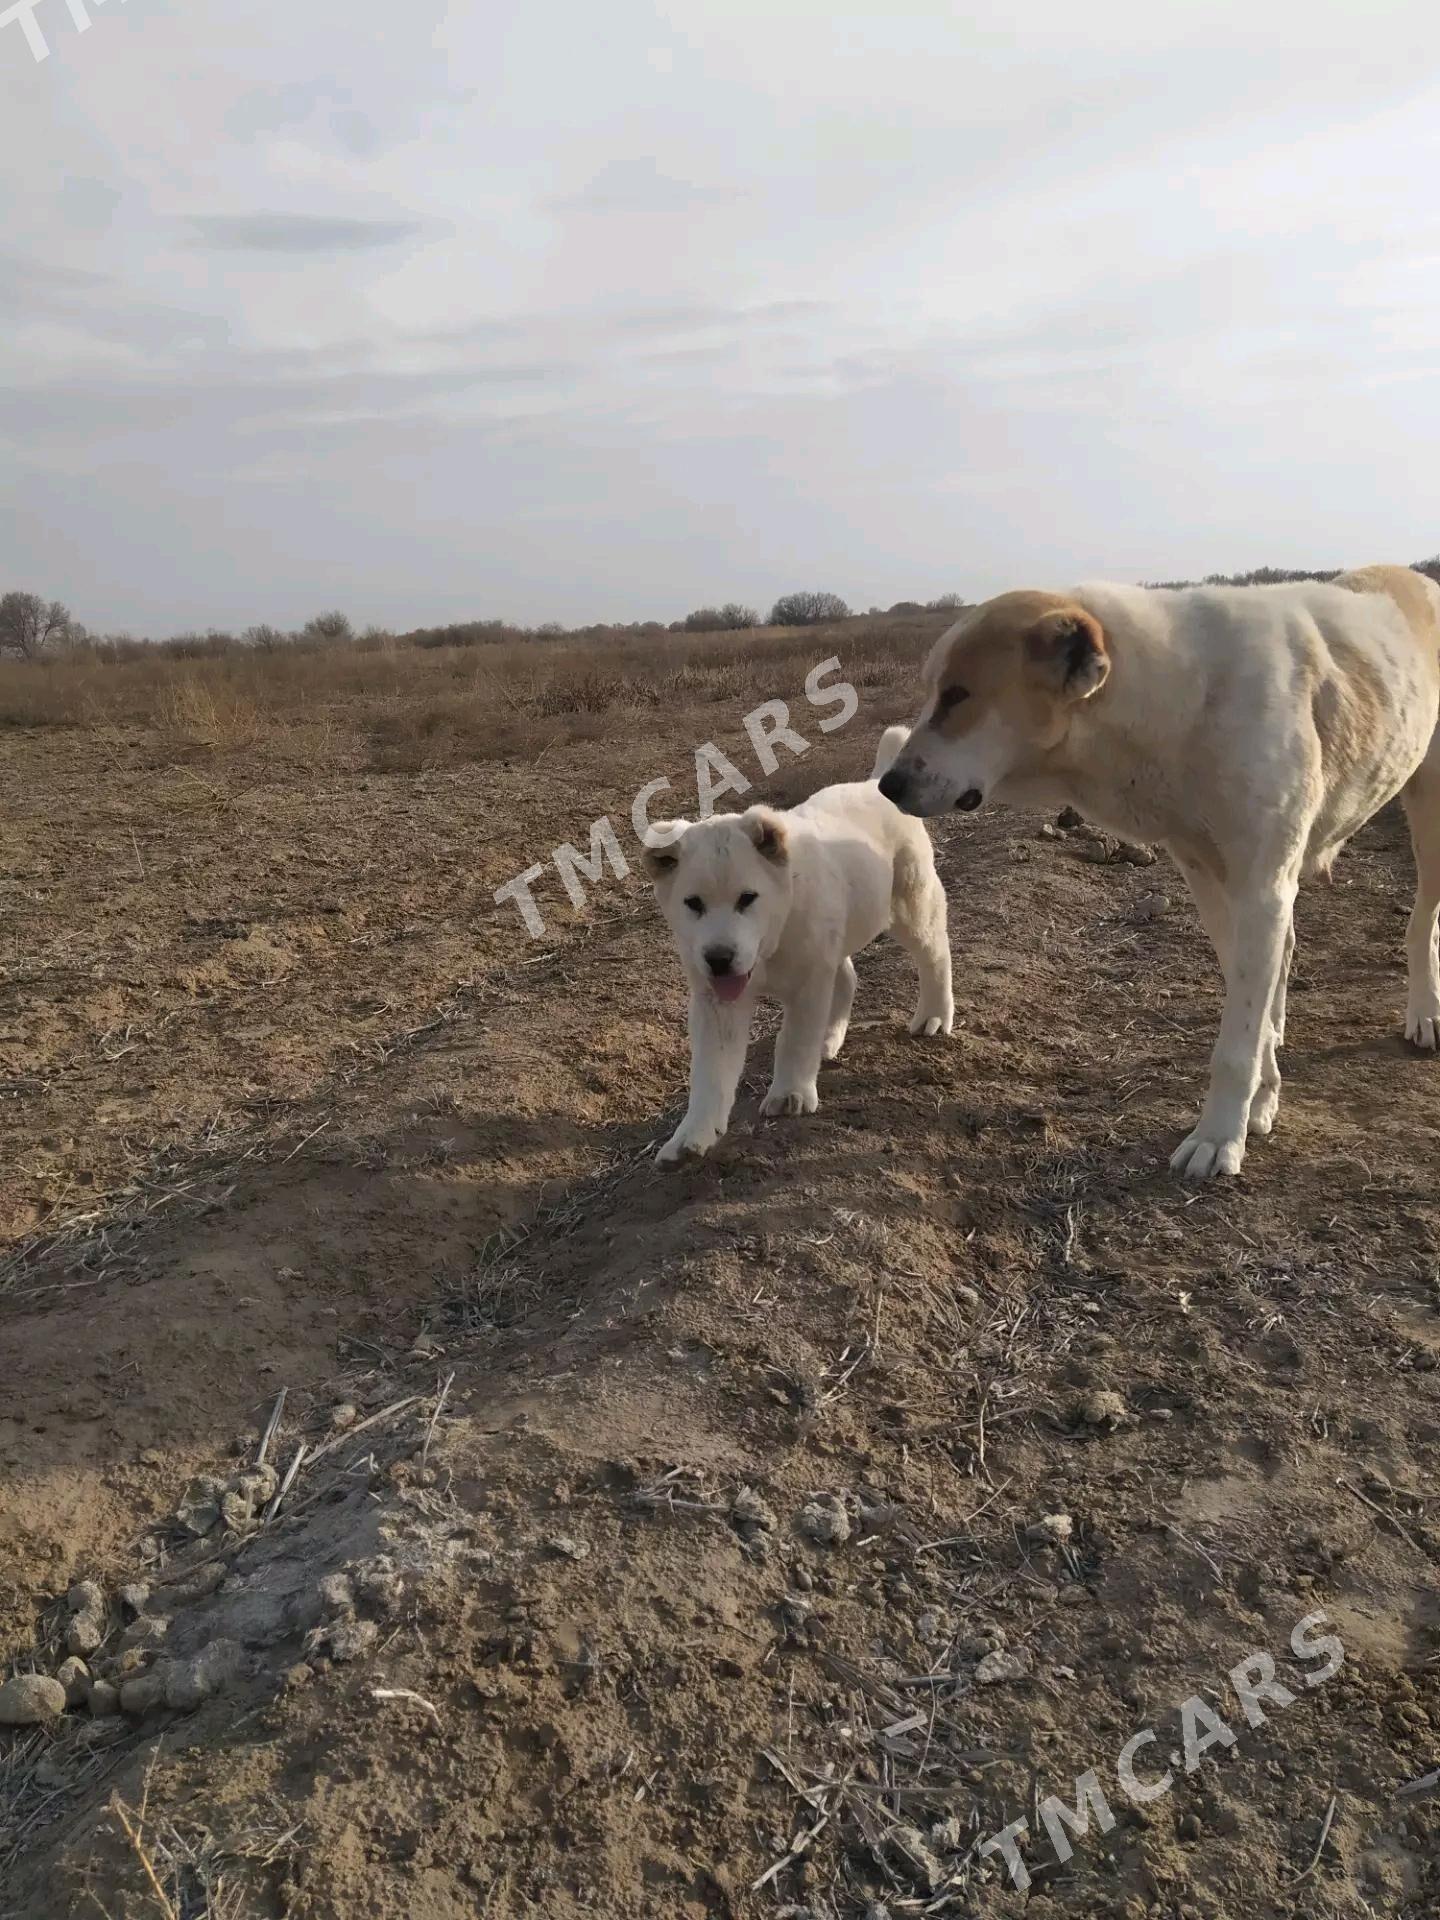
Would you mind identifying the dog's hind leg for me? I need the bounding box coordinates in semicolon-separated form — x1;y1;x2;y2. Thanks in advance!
891;847;954;1037
824;957;857;1060
1401;737;1440;1051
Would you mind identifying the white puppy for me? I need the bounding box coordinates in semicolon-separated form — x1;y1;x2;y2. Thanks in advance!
879;564;1440;1180
643;727;954;1165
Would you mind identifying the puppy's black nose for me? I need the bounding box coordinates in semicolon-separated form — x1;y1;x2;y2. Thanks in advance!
878;769;907;806
703;946;736;976
956;788;983;812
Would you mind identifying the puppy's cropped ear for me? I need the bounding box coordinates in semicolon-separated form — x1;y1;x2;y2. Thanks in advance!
741;806;790;865
1026;608;1109;701
641;819;690;880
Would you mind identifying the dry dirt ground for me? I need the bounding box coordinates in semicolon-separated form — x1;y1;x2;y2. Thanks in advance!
2;631;1439;1919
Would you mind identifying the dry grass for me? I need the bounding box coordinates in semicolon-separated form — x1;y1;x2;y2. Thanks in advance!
0;612;946;770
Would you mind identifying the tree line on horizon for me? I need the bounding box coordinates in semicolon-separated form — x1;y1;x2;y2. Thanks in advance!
3;563;1437;661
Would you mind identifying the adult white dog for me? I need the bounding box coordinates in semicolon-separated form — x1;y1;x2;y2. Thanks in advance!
644;727;954;1165
878;565;1440;1180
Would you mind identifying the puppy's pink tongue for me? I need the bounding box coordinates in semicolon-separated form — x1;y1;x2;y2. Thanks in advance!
711;972;751;1004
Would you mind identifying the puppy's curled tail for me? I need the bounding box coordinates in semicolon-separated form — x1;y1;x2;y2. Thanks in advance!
871;724;910;780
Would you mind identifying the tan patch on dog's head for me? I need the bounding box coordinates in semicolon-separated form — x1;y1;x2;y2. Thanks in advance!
922;591;1110;749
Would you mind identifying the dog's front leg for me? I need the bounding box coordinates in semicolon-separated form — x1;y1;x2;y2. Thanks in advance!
762;985;831;1117
656;989;753;1166
1171;878;1297;1181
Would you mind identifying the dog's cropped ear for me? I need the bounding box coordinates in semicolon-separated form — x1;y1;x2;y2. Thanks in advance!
641;819;690;880
741;806;790;865
1026;608;1109;701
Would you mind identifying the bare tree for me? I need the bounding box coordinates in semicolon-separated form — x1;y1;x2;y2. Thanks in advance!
926;591;965;611
682;602;759;632
0;591;72;658
768;590;851;627
302;609;353;644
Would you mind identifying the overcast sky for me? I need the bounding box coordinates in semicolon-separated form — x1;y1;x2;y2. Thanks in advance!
3;1;1438;635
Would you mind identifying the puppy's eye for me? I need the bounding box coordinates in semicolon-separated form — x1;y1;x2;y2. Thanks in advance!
735;891;758;911
935;686;969;716
683;895;705;915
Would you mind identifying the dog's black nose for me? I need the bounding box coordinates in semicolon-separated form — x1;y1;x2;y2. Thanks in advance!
703;946;736;976
956;788;983;812
878;769;907;806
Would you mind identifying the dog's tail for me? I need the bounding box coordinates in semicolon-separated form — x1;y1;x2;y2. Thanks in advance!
871;724;910;780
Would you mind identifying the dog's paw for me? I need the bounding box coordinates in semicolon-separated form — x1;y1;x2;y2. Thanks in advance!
909;1007;953;1038
1248;1085;1281;1136
1169;1126;1247;1181
761;1084;819;1117
823;1026;849;1061
655;1125;719;1167
1404;1001;1440;1050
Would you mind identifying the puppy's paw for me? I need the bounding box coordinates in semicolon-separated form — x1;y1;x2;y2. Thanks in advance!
1169;1126;1247;1182
822;1026;849;1061
1248;1085;1281;1136
761;1084;819;1118
1404;1000;1440;1050
656;1124;719;1167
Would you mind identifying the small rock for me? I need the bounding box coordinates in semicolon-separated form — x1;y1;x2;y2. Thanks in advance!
866;1907;893;1920
33;1754;68;1789
65;1612;105;1657
975;1648;1032;1686
916;1609;943;1643
175;1477;223;1536
731;1485;778;1534
1078;1388;1130;1430
325;1616;379;1663
954;1284;981;1308
329;1403;358;1431
56;1657;91;1707
0;1674;67;1725
164;1562;225;1607
67;1580;105;1615
119;1671;166;1717
1177;1810;1203;1842
547;1535;590;1561
796;1496;852;1547
138;1447;164;1468
887;1823;943;1891
88;1680;121;1718
1038;823;1064;841
931;1812;965;1851
1027;1513;1074;1547
1056;807;1084;831
118;1583;151;1618
233;1465;278;1507
165;1639;242;1712
1114;842;1158;866
1132;891;1170;921
318;1573;355;1614
352;1561;404;1618
118;1615;169;1653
